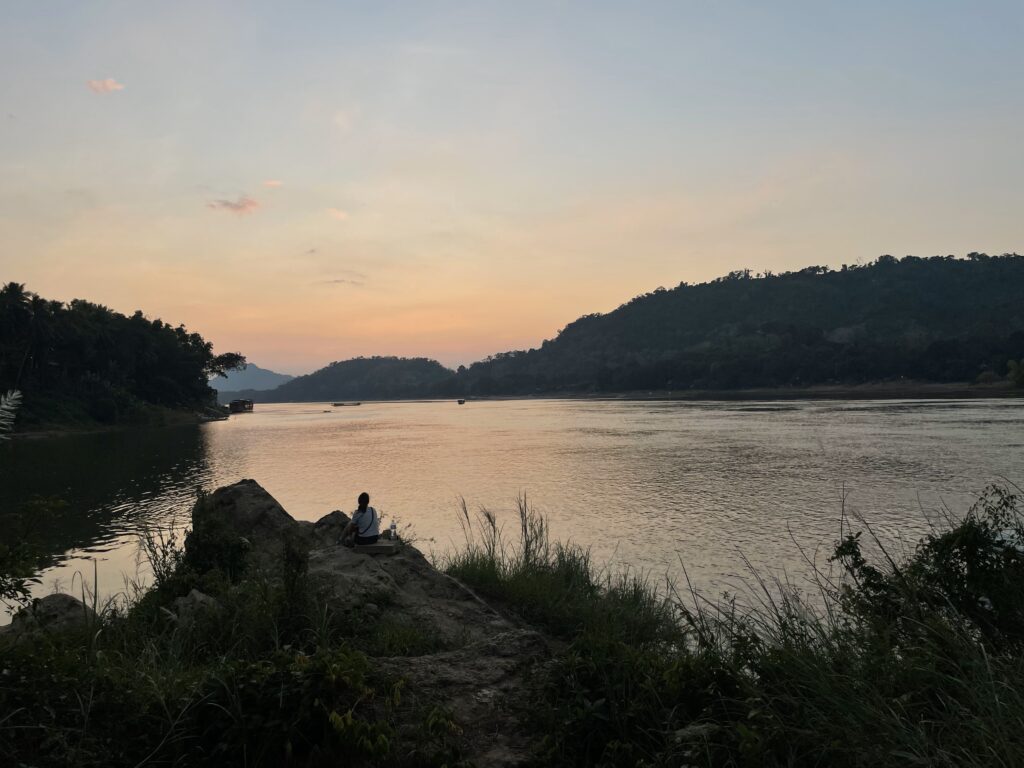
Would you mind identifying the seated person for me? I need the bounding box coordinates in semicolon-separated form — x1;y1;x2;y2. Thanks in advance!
341;492;380;546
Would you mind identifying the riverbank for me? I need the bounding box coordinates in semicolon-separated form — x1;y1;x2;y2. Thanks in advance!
10;403;228;440
508;379;1023;402
226;379;1023;408
3;480;1024;766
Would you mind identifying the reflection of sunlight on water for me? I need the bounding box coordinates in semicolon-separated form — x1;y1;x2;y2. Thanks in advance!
3;398;1023;621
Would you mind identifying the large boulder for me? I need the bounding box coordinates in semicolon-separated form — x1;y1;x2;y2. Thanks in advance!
194;479;300;541
188;479;310;572
312;509;352;546
3;593;97;639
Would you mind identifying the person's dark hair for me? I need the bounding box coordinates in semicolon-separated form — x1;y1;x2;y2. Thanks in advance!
358;492;370;506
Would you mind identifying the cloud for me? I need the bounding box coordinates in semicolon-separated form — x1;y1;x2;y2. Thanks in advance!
327;208;349;221
263;179;283;188
207;196;259;215
305;248;317;255
321;278;365;287
87;78;125;93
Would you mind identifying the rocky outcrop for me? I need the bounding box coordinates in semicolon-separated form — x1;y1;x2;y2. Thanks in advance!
190;479;548;766
2;593;97;639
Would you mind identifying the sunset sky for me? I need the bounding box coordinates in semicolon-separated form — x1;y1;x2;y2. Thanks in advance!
2;1;1022;373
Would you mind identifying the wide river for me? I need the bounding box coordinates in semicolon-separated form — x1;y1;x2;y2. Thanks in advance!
3;398;1023;615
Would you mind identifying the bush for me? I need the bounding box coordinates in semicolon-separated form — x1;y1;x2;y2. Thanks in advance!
444;486;1024;767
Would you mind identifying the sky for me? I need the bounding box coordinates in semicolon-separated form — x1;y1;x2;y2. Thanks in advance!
2;1;1022;374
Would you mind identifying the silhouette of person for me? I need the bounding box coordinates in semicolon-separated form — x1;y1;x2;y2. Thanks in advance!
342;492;380;546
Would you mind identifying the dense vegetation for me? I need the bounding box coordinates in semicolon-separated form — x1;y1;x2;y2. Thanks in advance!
223;254;1024;402
4;480;1024;766
452;253;1024;395
443;486;1024;766
223;356;452;403
0;282;245;429
0;496;461;767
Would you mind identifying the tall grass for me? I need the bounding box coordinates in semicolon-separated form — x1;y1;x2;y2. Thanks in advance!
443;486;1024;767
0;496;462;767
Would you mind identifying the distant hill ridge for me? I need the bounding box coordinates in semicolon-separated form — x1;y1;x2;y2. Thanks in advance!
220;356;450;403
211;363;293;393
219;253;1024;402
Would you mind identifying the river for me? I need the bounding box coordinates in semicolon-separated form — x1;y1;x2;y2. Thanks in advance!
2;398;1022;616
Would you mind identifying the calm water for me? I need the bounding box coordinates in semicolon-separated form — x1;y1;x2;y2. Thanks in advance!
3;399;1023;615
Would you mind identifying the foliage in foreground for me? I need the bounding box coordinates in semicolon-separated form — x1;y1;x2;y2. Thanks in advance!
0;499;463;767
5;484;1024;766
443;487;1024;767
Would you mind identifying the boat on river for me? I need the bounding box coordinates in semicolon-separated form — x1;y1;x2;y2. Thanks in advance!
332;402;361;407
458;399;466;405
229;399;254;413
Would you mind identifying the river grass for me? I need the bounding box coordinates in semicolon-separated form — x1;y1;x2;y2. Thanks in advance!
3;486;1024;766
442;487;1024;766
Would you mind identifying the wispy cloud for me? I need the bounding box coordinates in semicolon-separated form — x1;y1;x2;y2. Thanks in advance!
263;179;283;188
327;208;349;221
208;196;259;215
87;78;125;93
321;278;365;287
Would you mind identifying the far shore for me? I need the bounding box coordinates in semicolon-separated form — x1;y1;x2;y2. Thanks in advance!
569;380;1023;402
12;380;1021;438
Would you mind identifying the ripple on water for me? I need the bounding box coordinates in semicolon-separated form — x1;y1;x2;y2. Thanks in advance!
2;399;1022;613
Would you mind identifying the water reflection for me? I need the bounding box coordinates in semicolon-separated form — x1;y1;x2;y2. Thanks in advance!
2;399;1022;615
1;426;210;600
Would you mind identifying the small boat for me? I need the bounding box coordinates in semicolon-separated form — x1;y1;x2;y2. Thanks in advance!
458;399;466;405
332;402;362;407
229;399;254;413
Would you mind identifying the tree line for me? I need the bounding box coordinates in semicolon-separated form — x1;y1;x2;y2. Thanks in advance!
223;254;1024;402
0;282;244;428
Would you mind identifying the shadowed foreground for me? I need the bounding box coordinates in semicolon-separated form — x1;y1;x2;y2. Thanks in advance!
3;481;1024;766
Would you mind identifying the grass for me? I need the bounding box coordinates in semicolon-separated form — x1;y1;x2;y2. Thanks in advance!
5;486;1024;766
0;494;465;767
441;487;1024;767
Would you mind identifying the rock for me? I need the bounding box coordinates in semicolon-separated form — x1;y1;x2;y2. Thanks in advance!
674;722;721;744
377;629;550;767
191;479;311;569
353;540;399;555
312;509;352;545
174;589;220;630
5;593;97;637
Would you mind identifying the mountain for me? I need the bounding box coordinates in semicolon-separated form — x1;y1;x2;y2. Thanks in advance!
223;254;1024;403
211;364;294;394
220;356;452;403
453;253;1024;394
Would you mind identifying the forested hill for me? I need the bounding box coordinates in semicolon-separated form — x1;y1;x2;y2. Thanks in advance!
228;254;1024;402
0;283;245;429
456;253;1024;394
222;356;451;403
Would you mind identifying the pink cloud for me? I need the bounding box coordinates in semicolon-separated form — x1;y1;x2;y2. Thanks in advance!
263;179;283;188
86;78;125;93
327;207;349;221
208;196;259;215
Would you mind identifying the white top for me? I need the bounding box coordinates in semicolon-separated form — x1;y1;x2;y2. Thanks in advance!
352;505;379;537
